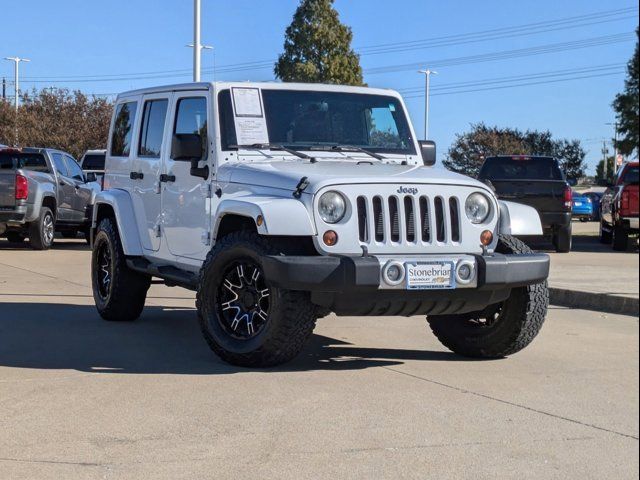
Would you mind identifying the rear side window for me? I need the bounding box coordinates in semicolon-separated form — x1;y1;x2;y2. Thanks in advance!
51;153;68;177
110;101;138;157
138;99;169;157
0;152;48;172
479;157;563;181
172;97;208;159
82;154;105;170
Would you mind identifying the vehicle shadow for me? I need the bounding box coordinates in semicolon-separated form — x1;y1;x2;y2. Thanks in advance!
0;302;468;375
524;233;639;254
0;238;90;251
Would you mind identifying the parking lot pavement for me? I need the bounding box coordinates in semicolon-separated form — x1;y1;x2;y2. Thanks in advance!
0;241;638;479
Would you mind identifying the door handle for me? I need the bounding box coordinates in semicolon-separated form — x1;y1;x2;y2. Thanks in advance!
130;172;144;180
159;174;176;183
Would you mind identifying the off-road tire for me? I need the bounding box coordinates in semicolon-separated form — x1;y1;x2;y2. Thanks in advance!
612;225;629;251
28;207;55;250
553;224;572;253
599;221;612;244
427;234;549;358
196;231;317;367
6;232;25;244
92;217;151;321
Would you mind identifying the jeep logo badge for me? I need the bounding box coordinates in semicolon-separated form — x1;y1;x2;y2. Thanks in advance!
397;186;418;195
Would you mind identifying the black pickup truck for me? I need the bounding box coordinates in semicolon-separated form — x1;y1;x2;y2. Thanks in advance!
478;155;573;252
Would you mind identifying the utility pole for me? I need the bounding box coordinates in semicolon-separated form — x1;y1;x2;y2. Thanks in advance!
2;77;5;101
606;122;620;174
187;44;214;80
4;57;30;111
193;0;201;82
418;69;437;140
602;140;608;180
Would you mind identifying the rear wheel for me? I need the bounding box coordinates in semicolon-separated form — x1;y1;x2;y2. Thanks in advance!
599;221;612;244
92;217;151;321
427;235;548;358
553;224;572;253
612;226;629;251
28;207;55;250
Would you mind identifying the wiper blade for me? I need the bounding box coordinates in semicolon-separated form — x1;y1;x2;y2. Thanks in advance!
230;143;316;162
310;144;386;161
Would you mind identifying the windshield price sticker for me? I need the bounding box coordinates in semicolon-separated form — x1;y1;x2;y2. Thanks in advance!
232;87;263;117
232;88;269;145
406;262;456;290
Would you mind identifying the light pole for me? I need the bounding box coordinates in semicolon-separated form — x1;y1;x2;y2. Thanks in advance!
606;122;620;174
193;0;201;82
418;69;437;140
187;44;214;81
4;56;30;111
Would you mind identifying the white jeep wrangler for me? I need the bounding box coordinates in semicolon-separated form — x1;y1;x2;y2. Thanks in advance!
91;82;550;367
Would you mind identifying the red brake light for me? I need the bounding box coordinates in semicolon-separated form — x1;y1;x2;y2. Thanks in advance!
621;190;630;211
15;174;28;200
563;186;572;211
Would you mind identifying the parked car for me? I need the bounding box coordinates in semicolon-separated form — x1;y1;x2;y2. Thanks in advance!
571;191;593;222
478;155;573;252
79;149;106;183
90;81;550;367
600;161;639;250
584;191;604;221
0;147;100;249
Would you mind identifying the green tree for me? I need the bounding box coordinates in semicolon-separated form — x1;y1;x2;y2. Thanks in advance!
274;0;363;85
595;156;616;185
443;123;586;180
612;28;639;157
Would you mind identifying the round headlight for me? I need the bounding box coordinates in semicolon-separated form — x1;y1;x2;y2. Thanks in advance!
465;193;491;224
318;191;347;224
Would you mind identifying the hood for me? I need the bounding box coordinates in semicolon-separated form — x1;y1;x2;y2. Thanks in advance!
221;159;487;194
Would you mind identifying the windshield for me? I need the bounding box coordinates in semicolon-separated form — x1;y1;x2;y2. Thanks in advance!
479;157;563;181
621;165;639;185
219;89;416;155
0;152;49;172
82;153;105;170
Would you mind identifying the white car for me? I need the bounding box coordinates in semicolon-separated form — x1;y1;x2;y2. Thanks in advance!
90;82;549;367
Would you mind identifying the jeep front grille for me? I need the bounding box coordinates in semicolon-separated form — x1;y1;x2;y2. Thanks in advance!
356;194;461;245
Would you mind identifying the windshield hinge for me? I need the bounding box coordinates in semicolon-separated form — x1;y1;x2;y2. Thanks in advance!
293;177;310;198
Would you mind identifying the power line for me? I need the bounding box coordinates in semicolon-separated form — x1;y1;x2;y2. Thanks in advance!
402;70;625;98
365;32;635;75
17;6;638;82
397;63;626;94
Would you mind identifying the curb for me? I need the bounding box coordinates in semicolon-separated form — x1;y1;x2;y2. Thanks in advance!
549;288;639;317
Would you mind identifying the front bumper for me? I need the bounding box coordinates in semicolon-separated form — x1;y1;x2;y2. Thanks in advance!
262;252;549;292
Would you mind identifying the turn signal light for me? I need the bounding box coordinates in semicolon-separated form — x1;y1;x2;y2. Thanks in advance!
480;230;493;246
323;230;338;246
15;174;28;200
563;186;573;211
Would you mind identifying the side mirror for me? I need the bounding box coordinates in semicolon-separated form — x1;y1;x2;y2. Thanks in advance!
418;140;436;166
566;178;577;187
85;172;97;183
171;133;203;161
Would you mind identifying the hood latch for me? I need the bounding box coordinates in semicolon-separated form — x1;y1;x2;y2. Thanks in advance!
293;176;310;198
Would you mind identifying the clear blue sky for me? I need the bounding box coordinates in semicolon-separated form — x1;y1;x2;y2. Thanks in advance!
1;0;637;173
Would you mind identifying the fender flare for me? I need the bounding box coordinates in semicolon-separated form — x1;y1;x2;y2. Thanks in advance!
213;196;316;239
498;200;543;236
92;189;143;256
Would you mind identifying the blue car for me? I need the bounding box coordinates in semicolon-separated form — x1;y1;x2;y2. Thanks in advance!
583;191;604;221
572;192;594;221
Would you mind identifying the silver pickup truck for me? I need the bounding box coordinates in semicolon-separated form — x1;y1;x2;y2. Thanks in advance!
0;147;100;249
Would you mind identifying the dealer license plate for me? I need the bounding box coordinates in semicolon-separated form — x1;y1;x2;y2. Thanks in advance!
406;261;456;290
